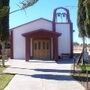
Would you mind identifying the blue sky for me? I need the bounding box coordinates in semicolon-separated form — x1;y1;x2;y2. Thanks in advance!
10;0;88;44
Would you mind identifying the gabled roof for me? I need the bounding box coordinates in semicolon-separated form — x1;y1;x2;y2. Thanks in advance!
10;18;52;30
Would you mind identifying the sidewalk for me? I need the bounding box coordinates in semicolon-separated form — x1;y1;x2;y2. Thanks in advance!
4;59;85;90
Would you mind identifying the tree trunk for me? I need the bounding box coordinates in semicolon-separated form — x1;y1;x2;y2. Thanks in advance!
82;37;86;64
1;41;6;67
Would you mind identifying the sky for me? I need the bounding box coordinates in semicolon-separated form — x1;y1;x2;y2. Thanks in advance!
9;0;90;44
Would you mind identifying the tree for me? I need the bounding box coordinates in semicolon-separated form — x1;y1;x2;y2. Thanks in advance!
83;0;90;37
77;0;90;64
77;0;86;38
0;0;10;67
73;42;80;46
0;0;38;67
77;0;90;37
10;0;38;14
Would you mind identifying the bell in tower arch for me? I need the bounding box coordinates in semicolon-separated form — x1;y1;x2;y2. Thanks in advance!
53;7;71;23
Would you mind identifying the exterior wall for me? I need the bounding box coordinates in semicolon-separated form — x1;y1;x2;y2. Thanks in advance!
56;23;71;56
13;29;25;59
12;18;71;59
12;19;52;59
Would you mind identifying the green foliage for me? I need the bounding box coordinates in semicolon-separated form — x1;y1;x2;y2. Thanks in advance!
0;6;9;18
0;0;10;67
84;0;90;37
73;42;80;46
77;0;86;37
78;0;90;38
80;64;90;71
85;24;90;37
0;0;9;42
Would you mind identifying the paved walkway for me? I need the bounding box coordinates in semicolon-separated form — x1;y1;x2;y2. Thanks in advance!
4;59;85;90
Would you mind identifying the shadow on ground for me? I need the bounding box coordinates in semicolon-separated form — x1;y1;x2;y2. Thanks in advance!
56;58;73;64
31;68;74;73
31;74;75;81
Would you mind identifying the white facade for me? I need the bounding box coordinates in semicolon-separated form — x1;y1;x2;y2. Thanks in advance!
11;18;72;59
56;23;71;55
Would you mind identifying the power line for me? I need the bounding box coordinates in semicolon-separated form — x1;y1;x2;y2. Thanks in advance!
65;6;77;7
63;6;78;8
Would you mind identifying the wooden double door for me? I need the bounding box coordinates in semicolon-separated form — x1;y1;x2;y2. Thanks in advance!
33;39;50;59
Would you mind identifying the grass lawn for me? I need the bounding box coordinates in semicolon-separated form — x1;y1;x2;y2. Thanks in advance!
73;64;90;81
0;66;14;90
80;64;90;71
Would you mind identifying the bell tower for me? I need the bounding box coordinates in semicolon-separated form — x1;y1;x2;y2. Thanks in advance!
52;7;73;58
52;7;71;32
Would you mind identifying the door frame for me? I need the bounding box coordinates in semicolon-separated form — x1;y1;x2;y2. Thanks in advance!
22;29;61;61
32;38;51;59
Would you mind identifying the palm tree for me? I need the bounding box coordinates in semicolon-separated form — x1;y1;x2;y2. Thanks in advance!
0;0;38;67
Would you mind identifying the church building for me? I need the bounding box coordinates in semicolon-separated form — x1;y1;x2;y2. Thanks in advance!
10;7;73;61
